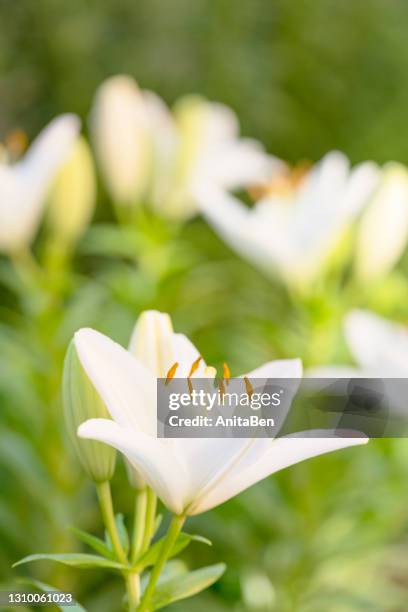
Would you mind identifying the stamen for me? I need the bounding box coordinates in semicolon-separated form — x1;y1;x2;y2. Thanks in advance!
188;356;202;378
6;129;28;161
244;376;253;398
223;362;231;384
218;378;226;401
249;160;310;200
165;362;179;385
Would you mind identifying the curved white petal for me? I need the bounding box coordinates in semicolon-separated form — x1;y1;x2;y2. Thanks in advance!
192;431;368;515
78;419;187;514
74;328;157;435
0;114;80;251
197;184;276;275
196;141;276;190
171;437;266;513
19;114;81;187
341;160;380;217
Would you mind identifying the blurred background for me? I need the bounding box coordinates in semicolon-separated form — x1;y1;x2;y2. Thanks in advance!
2;0;408;610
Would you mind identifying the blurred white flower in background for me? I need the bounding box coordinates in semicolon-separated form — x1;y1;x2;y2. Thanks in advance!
355;163;408;283
75;310;367;517
0;114;80;253
90;75;272;219
195;151;380;291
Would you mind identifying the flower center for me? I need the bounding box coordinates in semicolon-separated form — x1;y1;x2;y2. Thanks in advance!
0;129;28;164
250;160;310;201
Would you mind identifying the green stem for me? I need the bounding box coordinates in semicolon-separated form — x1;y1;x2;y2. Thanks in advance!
125;572;141;611
131;488;148;565
141;489;157;554
138;514;185;612
96;481;127;565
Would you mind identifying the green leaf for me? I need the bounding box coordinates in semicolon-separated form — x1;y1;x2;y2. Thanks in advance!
134;532;211;571
18;578;87;611
13;553;126;571
69;526;116;560
105;514;129;556
152;563;226;610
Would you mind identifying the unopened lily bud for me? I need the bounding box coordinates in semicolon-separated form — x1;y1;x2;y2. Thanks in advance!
90;75;151;207
47;136;96;247
356;163;408;283
63;340;116;482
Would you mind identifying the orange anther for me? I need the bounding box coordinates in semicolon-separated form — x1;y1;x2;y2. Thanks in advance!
223;362;231;383
188;356;202;378
219;378;226;399
244;376;253;398
165;362;179;385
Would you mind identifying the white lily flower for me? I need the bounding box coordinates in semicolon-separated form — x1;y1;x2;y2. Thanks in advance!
0;114;80;253
76;310;367;516
90;75;272;219
195;151;379;290
355;163;408;282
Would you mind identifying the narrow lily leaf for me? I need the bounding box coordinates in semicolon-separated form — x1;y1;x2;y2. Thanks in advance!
13;553;126;571
105;513;129;556
134;532;211;571
18;578;87;611
69;526;116;560
152;563;226;610
141;560;188;592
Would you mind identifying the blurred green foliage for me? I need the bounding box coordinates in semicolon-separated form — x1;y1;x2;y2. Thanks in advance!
2;0;408;165
2;1;408;610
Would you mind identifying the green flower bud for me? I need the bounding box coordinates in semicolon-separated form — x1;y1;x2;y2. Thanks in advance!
63;340;116;482
47;136;96;247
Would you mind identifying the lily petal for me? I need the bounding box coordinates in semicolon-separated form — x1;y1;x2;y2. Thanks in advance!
78;419;187;514
74;328;157;435
0;114;80;251
193;432;367;515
